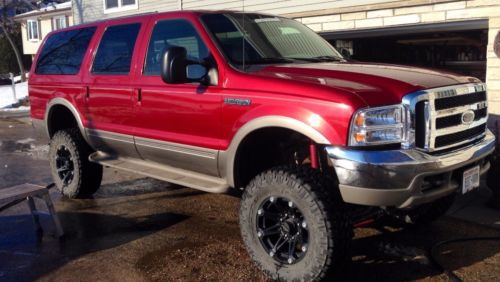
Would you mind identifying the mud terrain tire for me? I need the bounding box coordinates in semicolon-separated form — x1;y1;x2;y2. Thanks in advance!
239;166;352;281
49;129;102;198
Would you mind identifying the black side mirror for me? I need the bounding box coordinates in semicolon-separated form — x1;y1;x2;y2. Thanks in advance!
161;46;209;84
161;46;188;84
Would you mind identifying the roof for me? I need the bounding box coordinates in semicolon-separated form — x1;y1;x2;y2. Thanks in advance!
14;1;71;19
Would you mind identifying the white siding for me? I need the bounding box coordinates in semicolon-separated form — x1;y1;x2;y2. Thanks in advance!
74;0;411;23
182;0;405;15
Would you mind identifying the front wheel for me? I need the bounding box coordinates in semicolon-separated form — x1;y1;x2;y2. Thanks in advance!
48;128;103;198
239;166;352;281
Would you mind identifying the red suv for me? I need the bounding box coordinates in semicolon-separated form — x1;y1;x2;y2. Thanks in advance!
29;11;495;281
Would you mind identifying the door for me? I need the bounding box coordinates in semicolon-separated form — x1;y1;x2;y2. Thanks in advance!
132;17;222;176
85;21;145;158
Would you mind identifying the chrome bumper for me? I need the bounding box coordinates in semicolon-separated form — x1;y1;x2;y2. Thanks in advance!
326;129;496;208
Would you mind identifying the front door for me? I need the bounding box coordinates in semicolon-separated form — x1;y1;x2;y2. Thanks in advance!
132;17;222;176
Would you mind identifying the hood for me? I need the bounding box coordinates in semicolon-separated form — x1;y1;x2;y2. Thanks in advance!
252;62;481;107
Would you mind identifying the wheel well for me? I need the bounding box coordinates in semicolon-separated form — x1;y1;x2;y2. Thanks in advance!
47;105;78;138
233;127;313;189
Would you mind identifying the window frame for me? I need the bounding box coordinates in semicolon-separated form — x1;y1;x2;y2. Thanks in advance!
103;0;138;14
53;15;67;30
91;23;142;75
35;26;97;75
27;19;39;41
142;18;211;77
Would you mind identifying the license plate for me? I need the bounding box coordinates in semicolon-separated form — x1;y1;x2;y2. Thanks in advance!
462;166;480;194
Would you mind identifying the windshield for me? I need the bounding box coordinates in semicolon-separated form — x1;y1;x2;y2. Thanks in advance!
201;13;344;69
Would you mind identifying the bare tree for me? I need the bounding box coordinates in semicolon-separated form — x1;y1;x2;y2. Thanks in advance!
0;0;36;81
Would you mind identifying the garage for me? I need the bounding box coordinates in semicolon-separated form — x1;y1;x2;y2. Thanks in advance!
323;20;488;81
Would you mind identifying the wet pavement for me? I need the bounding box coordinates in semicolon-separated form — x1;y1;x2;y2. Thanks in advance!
0;118;499;281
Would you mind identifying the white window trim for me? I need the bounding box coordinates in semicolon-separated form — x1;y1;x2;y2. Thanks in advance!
27;19;39;42
103;0;138;14
53;15;67;30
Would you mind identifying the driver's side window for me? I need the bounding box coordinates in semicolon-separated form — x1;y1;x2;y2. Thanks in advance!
144;19;210;76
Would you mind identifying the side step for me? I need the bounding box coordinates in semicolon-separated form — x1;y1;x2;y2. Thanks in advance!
89;151;229;193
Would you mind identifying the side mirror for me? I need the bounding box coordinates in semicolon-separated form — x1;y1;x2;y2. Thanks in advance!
161;46;209;84
161;46;188;84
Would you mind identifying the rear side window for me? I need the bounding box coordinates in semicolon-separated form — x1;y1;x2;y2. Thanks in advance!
35;27;96;75
92;23;141;75
144;19;209;75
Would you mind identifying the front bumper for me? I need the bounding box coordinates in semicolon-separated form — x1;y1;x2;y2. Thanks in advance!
326;129;496;208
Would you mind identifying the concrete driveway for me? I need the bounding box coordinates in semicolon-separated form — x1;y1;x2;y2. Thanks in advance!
0;118;499;281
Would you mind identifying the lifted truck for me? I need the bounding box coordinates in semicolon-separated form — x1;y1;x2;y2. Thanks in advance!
29;11;495;281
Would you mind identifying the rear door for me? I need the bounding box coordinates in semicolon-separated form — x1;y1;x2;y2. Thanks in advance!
132;15;222;176
84;19;147;158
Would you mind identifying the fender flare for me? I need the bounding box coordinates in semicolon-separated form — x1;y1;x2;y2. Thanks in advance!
44;97;88;142
218;115;331;188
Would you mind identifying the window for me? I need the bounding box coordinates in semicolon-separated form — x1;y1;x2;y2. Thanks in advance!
144;19;209;75
53;16;67;30
27;19;39;41
104;0;137;13
35;27;97;75
201;14;343;68
92;23;141;75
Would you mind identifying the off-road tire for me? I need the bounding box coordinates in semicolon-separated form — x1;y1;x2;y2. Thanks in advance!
395;194;456;225
239;165;353;281
49;128;102;198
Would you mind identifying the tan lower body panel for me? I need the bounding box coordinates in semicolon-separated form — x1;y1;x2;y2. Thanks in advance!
89;151;229;193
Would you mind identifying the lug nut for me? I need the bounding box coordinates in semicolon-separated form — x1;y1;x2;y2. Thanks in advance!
257;209;263;215
288;201;293;207
302;221;307;228
269;251;275;257
257;231;263;237
287;258;294;264
301;246;307;252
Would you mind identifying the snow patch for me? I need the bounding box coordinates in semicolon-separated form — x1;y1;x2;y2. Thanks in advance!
0;82;28;108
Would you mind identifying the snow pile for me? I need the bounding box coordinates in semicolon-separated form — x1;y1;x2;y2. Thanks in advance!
0;82;28;108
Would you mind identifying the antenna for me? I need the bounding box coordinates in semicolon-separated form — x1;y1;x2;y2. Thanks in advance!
242;0;246;71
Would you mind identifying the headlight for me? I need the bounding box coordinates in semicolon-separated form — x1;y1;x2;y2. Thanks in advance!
349;105;407;146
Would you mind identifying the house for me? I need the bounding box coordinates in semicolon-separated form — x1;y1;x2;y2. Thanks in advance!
71;0;500;129
14;1;73;60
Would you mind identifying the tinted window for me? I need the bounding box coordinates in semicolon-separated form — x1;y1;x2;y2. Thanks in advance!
92;23;141;75
35;27;96;75
144;19;209;75
201;14;342;67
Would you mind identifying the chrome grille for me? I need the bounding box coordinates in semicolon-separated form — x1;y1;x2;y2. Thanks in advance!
402;83;488;152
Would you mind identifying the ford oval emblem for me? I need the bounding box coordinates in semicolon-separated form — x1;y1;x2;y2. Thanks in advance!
461;110;475;125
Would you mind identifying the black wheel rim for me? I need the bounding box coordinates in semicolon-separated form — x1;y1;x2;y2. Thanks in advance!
256;196;309;264
55;145;74;186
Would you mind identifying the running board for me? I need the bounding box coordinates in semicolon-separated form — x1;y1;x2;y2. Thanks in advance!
89;151;229;193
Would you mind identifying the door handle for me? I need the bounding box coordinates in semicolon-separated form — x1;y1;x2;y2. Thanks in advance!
136;88;142;102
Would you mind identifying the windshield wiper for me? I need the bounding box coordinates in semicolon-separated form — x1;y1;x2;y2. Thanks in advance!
289;55;344;62
244;57;296;64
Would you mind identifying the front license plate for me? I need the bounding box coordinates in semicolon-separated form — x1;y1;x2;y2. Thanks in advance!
462;166;480;194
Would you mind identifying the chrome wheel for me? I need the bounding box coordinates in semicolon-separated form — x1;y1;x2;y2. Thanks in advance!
256;196;308;265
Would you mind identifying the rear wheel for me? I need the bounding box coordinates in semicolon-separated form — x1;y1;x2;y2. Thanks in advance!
239;166;352;281
48;128;102;198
